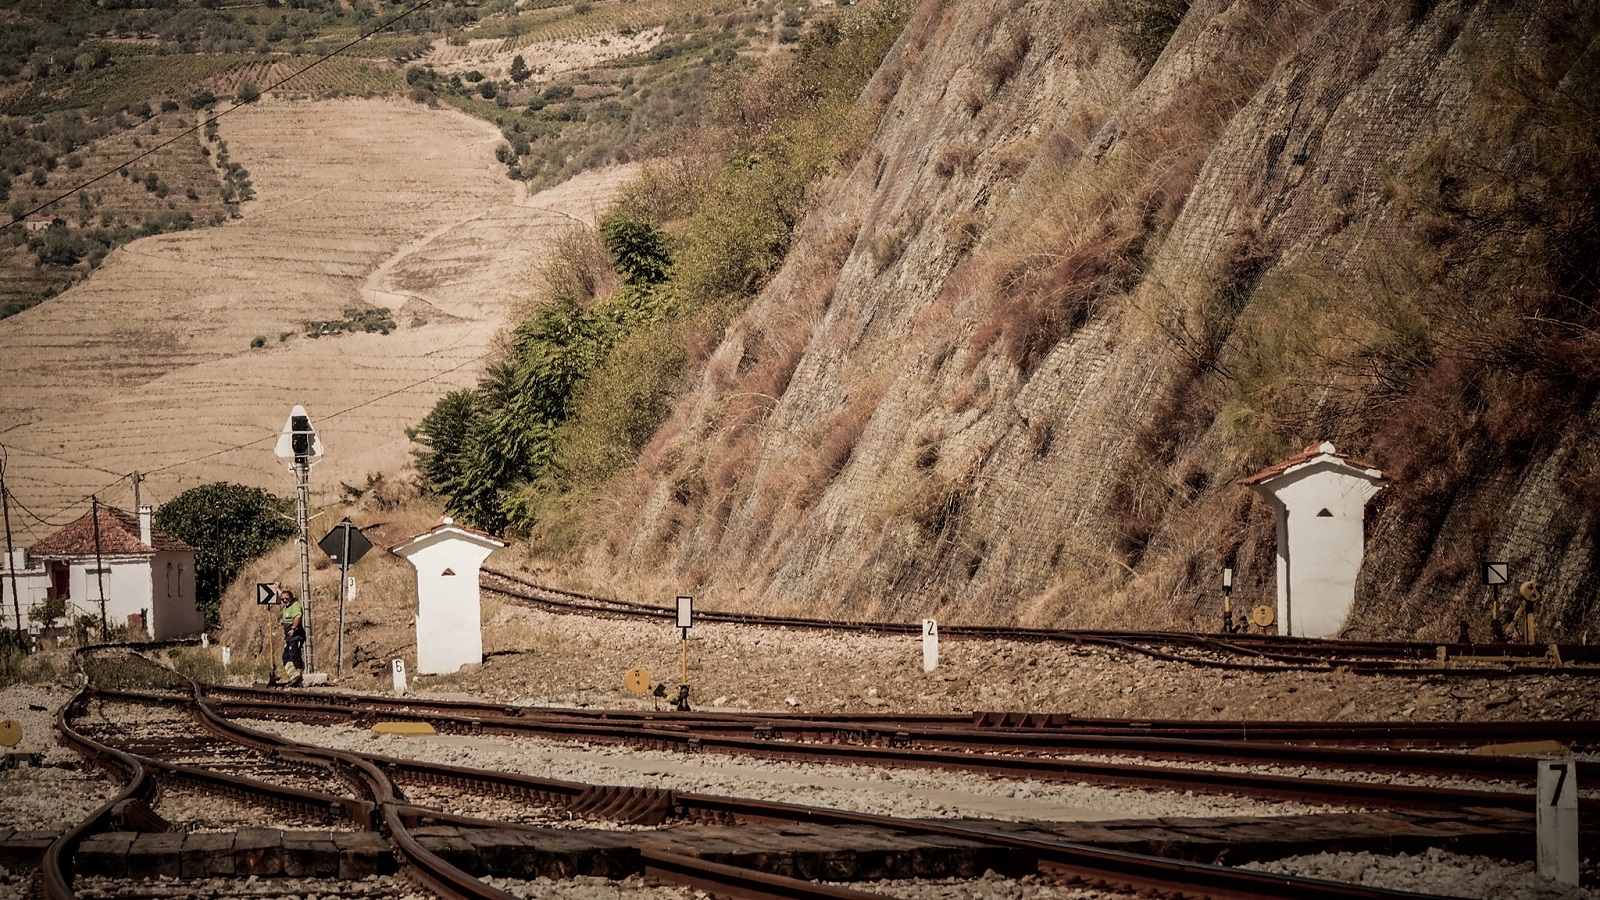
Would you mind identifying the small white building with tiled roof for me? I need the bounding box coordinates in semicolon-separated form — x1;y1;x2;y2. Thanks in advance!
389;516;506;675
28;505;204;640
1241;441;1384;638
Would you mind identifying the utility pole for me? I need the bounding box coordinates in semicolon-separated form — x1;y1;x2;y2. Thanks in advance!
131;471;142;513
0;460;22;646
92;496;108;640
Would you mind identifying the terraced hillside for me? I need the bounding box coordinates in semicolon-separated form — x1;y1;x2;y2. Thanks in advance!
0;98;632;544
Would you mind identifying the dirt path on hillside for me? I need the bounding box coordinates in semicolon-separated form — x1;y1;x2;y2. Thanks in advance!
0;98;635;542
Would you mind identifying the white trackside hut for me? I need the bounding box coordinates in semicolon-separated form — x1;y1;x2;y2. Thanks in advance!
1241;441;1385;638
388;517;506;675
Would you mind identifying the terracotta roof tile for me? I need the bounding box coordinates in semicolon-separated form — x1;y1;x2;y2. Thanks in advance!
29;507;194;557
1239;441;1383;486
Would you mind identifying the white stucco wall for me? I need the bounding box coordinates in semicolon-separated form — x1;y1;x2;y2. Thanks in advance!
394;527;503;675
50;552;203;639
0;551;50;631
68;557;152;633
150;550;203;639
1252;459;1382;638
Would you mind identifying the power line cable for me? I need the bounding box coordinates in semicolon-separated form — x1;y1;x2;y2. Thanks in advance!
143;350;488;476
2;0;440;232
0;440;126;480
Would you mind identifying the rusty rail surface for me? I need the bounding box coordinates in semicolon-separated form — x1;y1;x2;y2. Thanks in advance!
204;696;1439;900
204;692;1532;812
71;676;1452;899
480;567;1600;675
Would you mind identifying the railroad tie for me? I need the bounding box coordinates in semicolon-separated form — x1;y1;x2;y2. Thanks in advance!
565;785;676;825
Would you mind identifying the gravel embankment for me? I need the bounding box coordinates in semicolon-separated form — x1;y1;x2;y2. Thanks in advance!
0;685;116;832
1246;848;1598;900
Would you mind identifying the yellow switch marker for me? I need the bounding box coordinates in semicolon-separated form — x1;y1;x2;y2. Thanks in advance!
1473;740;1568;757
373;721;437;735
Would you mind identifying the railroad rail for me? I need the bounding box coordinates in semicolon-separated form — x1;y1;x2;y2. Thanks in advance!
479;567;1600;677
201;686;1547;813
41;650;1454;900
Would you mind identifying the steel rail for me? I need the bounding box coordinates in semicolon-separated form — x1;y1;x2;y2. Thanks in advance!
39;686;156;900
201;683;1600;749
192;693;878;900
205;697;1529;812
199;718;1441;900
199;684;1594;770
480;568;1600;671
207;693;1544;782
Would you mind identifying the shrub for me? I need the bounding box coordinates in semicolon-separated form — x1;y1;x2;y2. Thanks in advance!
155;483;295;628
250;335;266;348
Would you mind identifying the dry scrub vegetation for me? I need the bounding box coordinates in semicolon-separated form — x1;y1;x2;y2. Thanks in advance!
463;0;1600;643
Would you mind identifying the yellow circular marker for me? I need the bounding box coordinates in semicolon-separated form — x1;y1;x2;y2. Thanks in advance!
0;719;21;748
624;668;651;694
1520;580;1542;602
1250;605;1276;628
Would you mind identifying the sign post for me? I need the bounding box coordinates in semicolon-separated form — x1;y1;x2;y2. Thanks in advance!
922;618;938;673
1537;757;1579;884
675;596;692;711
1483;562;1508;642
275;405;324;674
391;658;408;696
318;517;371;678
256;582;280;680
1221;566;1235;634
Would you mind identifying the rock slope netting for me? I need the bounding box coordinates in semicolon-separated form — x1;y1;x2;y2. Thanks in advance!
582;0;1599;639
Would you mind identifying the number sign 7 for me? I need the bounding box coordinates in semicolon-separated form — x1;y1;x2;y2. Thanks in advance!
1549;762;1568;806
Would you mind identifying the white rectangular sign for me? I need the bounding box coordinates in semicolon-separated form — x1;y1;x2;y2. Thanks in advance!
676;596;693;629
922;618;938;673
392;658;408;697
1537;758;1579;884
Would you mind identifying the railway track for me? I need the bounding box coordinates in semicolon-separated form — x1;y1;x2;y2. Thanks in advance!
478;568;1600;677
40;649;1472;899
200;686;1557;813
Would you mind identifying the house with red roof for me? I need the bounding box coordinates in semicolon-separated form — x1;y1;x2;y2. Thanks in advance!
28;505;205;640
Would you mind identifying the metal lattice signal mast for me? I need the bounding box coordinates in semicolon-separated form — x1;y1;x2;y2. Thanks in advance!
275;405;324;674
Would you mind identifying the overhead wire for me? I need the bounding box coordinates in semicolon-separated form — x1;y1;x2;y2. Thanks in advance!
1;0;441;232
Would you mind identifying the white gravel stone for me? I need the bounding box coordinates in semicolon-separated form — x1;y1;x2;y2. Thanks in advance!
1245;848;1598;900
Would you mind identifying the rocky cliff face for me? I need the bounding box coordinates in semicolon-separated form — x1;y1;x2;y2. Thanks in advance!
580;0;1599;640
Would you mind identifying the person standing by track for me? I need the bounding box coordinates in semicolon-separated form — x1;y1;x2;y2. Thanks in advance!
280;588;305;685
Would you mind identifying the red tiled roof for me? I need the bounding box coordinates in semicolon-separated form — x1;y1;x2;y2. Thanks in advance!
29;506;195;557
1239;441;1383;486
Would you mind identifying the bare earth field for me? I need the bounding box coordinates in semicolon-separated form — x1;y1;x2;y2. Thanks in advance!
0;97;634;542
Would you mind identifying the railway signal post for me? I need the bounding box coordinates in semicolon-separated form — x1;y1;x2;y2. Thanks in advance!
1221;566;1235;634
676;596;692;711
275;405;324;676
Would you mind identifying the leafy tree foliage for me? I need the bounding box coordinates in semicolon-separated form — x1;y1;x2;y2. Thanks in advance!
415;285;678;532
600;214;673;286
509;54;531;84
154;483;294;628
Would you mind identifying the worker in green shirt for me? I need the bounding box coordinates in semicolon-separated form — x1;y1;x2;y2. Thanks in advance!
280;588;305;685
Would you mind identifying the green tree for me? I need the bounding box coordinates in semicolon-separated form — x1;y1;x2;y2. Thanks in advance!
154;483;295;628
509;54;530;83
600;214;673;286
414;389;482;500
